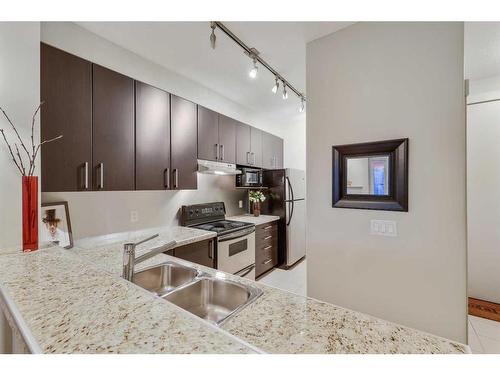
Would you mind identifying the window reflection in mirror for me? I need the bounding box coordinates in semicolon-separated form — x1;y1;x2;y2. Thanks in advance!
346;156;389;196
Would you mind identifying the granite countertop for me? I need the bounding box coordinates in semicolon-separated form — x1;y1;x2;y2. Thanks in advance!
0;225;470;354
227;214;280;226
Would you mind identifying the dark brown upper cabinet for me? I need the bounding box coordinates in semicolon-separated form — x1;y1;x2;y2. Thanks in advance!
41;43;92;192
135;81;171;190
197;106;219;162
250;127;263;167
197;107;236;164
236;122;263;167
92;64;135;191
218;115;236;164
236;122;251;165
171;95;198;190
262;131;283;169
332;138;409;211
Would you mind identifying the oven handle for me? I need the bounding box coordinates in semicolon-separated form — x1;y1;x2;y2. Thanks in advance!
234;264;255;278
218;227;255;242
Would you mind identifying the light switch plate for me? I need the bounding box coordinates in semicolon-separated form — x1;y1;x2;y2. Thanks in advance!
238;200;243;209
130;210;139;223
370;220;397;237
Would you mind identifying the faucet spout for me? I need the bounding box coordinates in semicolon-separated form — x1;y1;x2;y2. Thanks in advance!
122;234;177;282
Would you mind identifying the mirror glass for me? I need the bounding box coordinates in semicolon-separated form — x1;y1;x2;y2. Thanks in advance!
346;155;390;196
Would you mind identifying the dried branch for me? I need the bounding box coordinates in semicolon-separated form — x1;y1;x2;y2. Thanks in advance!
30;102;44;172
14;143;26;175
30;135;63;176
0;128;24;175
0;106;32;165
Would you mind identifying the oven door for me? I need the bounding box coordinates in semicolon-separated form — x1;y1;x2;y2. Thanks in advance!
217;228;255;279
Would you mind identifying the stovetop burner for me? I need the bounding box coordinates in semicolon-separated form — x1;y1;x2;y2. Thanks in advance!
193;220;253;235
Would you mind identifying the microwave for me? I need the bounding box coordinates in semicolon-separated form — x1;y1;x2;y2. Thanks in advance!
236;168;263;188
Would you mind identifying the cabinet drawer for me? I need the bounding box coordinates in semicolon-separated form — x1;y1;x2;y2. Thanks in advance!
256;244;278;276
256;222;278;242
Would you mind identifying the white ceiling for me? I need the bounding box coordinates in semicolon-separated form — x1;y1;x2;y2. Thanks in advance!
465;22;500;80
76;22;352;123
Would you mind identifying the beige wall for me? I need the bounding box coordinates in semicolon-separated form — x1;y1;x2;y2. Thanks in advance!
306;22;467;342
0;23;40;249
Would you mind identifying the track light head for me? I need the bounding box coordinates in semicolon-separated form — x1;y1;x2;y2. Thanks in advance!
272;77;280;94
249;58;258;79
210;22;216;49
282;84;288;100
299;96;305;112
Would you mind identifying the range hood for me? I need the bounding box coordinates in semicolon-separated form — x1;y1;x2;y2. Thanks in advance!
197;159;241;175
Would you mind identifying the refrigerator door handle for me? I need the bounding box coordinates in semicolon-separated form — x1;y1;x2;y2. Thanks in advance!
286;176;295;202
287;199;294;226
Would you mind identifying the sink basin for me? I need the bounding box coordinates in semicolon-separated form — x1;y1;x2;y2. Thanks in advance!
133;262;199;297
164;277;262;325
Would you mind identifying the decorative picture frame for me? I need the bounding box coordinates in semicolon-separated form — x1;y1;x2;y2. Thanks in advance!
332;138;409;212
40;201;74;249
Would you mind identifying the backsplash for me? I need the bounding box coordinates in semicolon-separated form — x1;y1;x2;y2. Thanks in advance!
42;174;247;240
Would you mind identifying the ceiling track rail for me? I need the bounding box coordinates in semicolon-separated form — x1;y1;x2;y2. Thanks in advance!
212;21;306;102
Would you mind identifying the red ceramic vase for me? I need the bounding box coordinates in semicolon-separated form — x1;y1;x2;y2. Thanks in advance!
22;176;38;252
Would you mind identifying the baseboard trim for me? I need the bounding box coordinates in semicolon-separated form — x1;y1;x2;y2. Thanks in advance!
468;297;500;322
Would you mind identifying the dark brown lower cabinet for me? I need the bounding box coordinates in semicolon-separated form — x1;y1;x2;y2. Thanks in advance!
255;221;279;278
172;239;215;268
92;64;135;191
135;81;171;190
41;43;92;192
170;95;198;190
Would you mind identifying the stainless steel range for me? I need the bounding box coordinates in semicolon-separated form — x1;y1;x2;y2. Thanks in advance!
181;202;256;280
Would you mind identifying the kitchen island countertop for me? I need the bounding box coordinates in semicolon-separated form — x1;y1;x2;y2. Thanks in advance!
0;225;470;354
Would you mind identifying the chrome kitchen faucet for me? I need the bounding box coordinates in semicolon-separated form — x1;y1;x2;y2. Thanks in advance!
122;234;177;282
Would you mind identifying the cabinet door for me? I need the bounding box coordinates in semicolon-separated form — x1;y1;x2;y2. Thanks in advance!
135;81;170;190
197;106;219;162
92;64;135;191
273;136;284;168
173;239;215;268
41;43;92;192
236;122;251;165
250;127;263;167
171;95;198;190
262;131;275;169
218;114;237;163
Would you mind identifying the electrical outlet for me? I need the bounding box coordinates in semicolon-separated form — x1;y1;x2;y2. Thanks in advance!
370;220;397;237
130;210;139;223
238;200;243;209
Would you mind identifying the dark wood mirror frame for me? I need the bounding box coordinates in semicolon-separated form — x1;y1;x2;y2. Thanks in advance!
332;138;409;211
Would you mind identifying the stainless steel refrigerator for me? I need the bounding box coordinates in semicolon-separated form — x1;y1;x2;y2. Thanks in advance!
262;168;306;268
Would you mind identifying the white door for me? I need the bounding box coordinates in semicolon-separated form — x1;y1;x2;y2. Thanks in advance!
286;199;306;266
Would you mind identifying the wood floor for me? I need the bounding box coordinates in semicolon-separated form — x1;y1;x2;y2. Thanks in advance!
469;297;500;323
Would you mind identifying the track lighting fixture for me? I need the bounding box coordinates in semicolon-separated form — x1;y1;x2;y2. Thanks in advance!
209;21;306;108
272;77;280;94
299;96;305;112
249;57;258;79
210;22;216;49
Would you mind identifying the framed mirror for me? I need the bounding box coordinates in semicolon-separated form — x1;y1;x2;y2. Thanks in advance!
332;138;408;211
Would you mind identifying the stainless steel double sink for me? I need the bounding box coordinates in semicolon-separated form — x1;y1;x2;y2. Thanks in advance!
133;261;262;325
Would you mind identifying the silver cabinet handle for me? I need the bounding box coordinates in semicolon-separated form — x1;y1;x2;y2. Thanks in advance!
173;169;179;189
220;144;224;160
208;240;214;259
264;225;273;230
246;151;250;165
251;152;255;165
97;162;104;189
83;162;89;190
263;245;273;250
264;235;272;240
263;259;272;265
164;168;170;189
215;143;219;160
